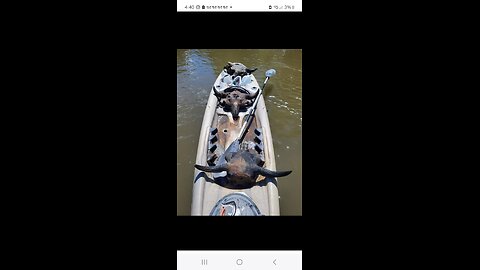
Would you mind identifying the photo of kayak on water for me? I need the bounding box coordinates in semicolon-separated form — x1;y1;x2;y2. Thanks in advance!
177;49;302;215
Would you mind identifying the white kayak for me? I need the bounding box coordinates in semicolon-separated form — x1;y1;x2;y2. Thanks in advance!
191;66;282;216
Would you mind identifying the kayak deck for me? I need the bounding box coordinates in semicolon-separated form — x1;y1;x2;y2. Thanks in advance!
191;70;280;216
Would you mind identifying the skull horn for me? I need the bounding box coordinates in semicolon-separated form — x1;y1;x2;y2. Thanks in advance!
195;164;228;173
212;87;227;98
246;68;258;74
224;62;233;70
246;89;260;100
256;166;292;178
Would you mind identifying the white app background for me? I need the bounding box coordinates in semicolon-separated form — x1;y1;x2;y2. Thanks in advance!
177;250;302;270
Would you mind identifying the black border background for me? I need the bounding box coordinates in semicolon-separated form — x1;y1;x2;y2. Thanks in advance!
37;2;435;265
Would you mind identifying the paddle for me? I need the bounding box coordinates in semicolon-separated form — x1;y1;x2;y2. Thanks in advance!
238;69;276;142
220;69;277;159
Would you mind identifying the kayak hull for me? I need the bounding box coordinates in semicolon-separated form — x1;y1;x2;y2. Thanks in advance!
191;70;280;216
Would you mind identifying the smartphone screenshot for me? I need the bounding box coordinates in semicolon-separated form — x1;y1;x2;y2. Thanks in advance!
176;5;304;270
177;0;302;11
177;250;302;270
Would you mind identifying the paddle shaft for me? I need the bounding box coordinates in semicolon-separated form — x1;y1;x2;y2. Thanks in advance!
238;76;270;143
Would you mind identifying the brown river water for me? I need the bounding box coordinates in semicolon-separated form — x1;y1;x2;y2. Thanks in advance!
177;49;302;215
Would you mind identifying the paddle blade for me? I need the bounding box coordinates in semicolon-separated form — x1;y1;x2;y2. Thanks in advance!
216;140;240;166
265;69;276;78
224;140;240;155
